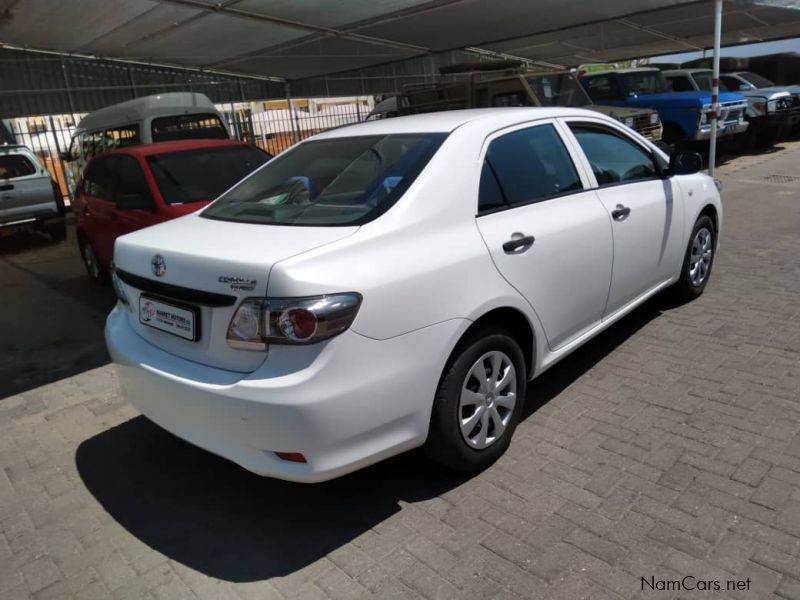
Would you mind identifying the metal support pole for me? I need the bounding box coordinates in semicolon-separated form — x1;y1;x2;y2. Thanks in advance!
708;0;723;177
285;82;301;144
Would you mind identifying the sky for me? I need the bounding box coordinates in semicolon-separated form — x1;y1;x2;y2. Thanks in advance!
656;38;800;63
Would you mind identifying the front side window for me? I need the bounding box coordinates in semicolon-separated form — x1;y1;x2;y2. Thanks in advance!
569;125;658;186
202;133;446;226
482;124;582;208
148;145;270;205
151;114;228;142
0;154;36;179
622;71;669;95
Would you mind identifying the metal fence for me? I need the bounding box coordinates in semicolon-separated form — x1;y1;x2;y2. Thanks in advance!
4;95;375;204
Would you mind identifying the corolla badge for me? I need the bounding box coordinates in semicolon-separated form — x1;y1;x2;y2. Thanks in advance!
151;254;166;277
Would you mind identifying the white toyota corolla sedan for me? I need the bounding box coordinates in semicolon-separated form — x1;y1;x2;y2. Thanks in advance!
106;107;721;482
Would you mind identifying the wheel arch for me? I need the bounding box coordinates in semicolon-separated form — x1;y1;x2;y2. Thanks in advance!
455;306;536;379
699;203;719;236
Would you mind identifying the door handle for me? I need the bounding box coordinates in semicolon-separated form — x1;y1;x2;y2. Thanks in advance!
502;234;535;254
611;204;631;221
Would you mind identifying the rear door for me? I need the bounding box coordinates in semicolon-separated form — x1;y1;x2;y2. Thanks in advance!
563;120;684;317
80;156;118;266
475;120;614;351
111;154;161;242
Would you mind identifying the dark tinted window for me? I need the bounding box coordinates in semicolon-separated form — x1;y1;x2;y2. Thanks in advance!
740;72;774;88
151;114;228;142
692;72;714;91
83;157;115;200
0;154;36;179
668;75;694;92
105;125;140;150
492;92;530;107
202;133;446;226
622;71;669;95
582;75;619;101
526;73;589;107
114;155;154;209
720;75;745;91
478;163;507;212
148;145;270;205
570;125;658;186
484;124;582;206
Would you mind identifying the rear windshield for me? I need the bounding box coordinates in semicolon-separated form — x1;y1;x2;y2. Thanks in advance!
622;71;669;95
0;154;36;179
147;145;270;205
151;113;228;142
201;133;447;226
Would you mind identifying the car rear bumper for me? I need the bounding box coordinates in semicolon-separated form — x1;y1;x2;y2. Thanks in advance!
106;303;467;482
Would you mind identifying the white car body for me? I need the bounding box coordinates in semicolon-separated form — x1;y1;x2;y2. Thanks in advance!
106;107;722;482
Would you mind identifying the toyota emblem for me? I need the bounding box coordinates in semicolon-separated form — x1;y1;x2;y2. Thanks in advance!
151;254;166;277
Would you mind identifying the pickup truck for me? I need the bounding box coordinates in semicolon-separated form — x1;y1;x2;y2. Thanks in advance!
720;71;800;136
368;68;663;142
664;69;797;148
579;67;749;146
0;144;66;241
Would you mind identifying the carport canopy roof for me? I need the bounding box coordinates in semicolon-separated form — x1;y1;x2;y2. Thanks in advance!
1;0;799;81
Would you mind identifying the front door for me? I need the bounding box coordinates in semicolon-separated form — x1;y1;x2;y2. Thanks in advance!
475;121;613;350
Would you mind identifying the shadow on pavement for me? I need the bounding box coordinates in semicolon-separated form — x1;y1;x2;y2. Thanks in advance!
76;294;669;583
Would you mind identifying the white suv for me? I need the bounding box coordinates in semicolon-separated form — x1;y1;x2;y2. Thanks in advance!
106;107;721;482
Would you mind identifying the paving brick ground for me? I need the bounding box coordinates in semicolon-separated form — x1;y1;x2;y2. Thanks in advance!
1;140;800;600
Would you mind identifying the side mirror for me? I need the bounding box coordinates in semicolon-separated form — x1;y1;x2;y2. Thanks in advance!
669;151;703;176
116;192;154;211
59;151;72;162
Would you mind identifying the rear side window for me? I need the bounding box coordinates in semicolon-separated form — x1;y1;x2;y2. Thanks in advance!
82;157;115;201
147;145;270;205
0;154;36;179
151;114;228;142
478;163;507;212
569;125;658;186
114;155;155;208
202;133;447;226
105;125;140;150
482;124;582;208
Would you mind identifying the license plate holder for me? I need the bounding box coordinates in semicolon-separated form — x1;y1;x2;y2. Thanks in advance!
139;295;199;341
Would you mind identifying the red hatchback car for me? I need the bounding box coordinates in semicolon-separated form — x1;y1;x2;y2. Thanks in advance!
75;139;270;282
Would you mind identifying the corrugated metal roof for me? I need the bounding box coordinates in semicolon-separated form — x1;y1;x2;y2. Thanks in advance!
0;0;798;84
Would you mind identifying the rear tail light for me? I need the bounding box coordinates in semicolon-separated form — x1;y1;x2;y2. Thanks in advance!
275;452;307;463
227;293;362;350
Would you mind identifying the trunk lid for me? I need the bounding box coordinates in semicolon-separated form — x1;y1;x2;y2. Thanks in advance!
113;213;358;372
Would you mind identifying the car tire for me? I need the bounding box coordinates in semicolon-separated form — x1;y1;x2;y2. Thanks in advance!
47;221;67;243
671;215;716;302
424;326;526;473
79;237;109;285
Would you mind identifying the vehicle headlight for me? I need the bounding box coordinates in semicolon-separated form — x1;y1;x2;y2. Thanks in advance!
750;100;766;115
623;117;635;128
227;293;362;349
649;112;659;125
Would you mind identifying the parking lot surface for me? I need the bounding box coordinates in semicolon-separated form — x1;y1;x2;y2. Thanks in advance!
1;142;800;600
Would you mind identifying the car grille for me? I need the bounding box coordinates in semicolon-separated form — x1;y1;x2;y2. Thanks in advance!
631;113;662;141
719;101;746;125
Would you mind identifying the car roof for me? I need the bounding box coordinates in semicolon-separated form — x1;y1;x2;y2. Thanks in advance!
663;68;711;75
101;138;251;158
0;143;30;154
76;92;218;132
312;107;603;138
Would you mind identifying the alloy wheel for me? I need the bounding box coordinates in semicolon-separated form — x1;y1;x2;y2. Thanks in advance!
689;227;713;287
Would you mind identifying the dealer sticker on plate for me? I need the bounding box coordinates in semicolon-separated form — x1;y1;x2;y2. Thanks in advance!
139;296;197;341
